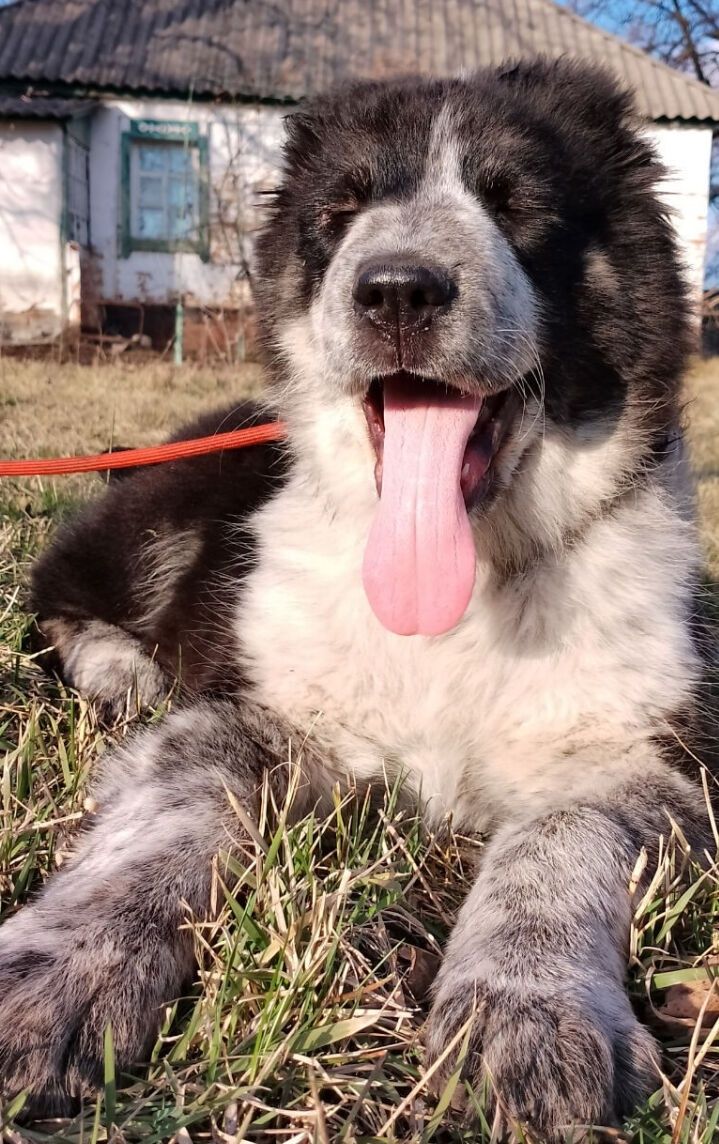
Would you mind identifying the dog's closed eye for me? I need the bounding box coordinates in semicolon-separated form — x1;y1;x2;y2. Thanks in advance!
481;174;515;216
318;201;361;236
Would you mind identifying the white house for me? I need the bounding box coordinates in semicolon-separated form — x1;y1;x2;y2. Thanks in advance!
0;0;717;355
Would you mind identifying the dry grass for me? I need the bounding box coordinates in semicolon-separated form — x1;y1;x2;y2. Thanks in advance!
0;356;265;457
1;357;719;1142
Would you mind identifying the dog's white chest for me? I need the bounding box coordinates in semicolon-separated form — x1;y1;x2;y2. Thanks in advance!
236;479;699;827
239;552;490;822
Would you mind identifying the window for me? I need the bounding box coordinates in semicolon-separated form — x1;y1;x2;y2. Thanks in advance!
66;135;90;246
121;120;209;258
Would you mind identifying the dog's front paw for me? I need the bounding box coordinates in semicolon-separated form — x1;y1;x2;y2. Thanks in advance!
425;974;658;1141
80;646;171;723
42;617;171;722
0;913;163;1118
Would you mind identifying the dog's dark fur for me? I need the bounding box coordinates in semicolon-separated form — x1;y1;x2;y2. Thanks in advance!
30;402;286;706
2;60;716;1140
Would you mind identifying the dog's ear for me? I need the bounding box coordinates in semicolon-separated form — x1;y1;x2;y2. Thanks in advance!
283;104;326;172
495;56;636;135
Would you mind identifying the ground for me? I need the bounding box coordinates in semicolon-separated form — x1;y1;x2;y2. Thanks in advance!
1;355;719;1143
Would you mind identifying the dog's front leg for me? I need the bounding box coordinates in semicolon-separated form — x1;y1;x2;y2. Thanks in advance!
0;699;315;1117
425;766;709;1141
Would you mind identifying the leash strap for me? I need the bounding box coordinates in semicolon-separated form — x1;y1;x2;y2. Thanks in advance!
0;422;287;477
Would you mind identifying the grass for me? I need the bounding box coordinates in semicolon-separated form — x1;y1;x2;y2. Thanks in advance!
1;356;719;1142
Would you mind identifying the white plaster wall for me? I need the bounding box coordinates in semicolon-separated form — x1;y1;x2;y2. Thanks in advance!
0;121;64;341
89;98;286;307
648;123;713;310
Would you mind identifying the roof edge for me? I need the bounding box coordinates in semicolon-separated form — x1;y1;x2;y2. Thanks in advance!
553;1;719;121
0;74;713;123
0;75;299;107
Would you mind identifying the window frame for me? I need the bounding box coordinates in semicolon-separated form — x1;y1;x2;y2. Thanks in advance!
64;130;91;248
120;120;209;260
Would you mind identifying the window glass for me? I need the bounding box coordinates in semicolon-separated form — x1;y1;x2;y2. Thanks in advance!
169;147;193;174
139;146;167;173
139;176;164;209
66;135;90;246
138;209;165;239
130;138;203;247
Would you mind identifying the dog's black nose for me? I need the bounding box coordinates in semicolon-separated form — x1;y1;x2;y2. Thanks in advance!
353;261;455;332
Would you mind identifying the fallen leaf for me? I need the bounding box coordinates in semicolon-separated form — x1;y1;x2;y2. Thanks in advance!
657;979;719;1027
398;944;442;1004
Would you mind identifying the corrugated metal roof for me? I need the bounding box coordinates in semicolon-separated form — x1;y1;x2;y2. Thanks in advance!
0;0;717;123
0;93;96;118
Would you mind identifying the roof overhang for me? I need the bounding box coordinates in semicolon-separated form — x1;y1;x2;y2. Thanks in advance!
0;94;97;120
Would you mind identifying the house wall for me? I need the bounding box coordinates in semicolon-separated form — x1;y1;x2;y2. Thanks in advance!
0;120;65;343
91;105;711;315
0;108;710;345
648;122;713;312
88;98;286;314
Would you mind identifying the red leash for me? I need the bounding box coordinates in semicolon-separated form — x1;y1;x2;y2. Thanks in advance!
0;422;287;478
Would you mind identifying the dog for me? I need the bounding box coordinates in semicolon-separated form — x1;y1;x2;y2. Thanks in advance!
1;58;716;1139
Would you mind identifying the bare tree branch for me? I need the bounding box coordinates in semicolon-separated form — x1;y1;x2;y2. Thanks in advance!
568;0;719;82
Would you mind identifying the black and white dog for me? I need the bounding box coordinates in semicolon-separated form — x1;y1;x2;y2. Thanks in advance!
2;59;716;1139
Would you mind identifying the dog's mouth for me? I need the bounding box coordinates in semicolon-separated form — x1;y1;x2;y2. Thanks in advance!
362;374;514;507
361;372;516;639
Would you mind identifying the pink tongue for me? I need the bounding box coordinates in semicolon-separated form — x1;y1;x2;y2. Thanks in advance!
362;378;482;636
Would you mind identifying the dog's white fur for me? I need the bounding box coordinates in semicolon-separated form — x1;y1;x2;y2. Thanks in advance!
240;431;700;827
234;129;701;829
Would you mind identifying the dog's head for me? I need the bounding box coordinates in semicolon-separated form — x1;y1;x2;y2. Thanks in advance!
255;59;690;636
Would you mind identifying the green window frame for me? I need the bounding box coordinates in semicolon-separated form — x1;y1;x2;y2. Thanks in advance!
63;129;91;248
121;120;209;260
